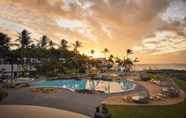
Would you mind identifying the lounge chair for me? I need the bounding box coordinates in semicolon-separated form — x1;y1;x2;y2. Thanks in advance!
132;95;149;104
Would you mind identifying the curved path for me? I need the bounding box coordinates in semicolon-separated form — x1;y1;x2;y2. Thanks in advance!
0;105;90;118
0;82;149;117
0;88;107;117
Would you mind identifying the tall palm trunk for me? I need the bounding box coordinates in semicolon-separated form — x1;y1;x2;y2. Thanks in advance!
10;63;14;79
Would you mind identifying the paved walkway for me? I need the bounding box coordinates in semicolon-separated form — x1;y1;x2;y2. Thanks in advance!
0;82;149;118
0;88;107;117
0;105;90;118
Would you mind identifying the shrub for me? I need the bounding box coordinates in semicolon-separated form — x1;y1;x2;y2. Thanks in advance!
0;88;8;101
79;67;86;73
148;73;161;81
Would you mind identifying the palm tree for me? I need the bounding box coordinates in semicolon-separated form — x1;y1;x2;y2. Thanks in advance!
0;32;10;48
107;54;114;70
126;49;133;58
49;40;62;59
108;54;114;63
90;49;95;56
40;35;48;48
115;57;122;66
71;40;82;73
0;33;10;59
17;29;32;77
0;33;14;78
103;48;109;59
73;40;82;54
134;57;139;63
0;32;11;73
133;57;139;72
49;40;54;49
123;58;133;72
0;32;18;80
60;39;68;50
17;29;31;49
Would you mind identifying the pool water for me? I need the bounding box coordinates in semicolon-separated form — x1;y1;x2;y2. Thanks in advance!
32;79;135;94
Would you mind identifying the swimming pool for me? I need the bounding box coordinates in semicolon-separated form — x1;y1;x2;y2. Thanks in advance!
32;79;136;94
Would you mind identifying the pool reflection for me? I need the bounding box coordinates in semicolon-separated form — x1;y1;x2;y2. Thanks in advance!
33;79;135;94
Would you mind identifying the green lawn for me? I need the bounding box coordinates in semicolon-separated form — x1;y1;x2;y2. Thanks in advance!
108;80;186;118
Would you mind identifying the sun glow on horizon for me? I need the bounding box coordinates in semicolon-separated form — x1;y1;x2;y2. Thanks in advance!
0;0;186;64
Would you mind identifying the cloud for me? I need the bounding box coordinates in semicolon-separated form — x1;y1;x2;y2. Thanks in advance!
55;17;98;42
56;18;82;30
46;0;95;16
133;0;186;55
133;31;186;55
0;0;186;64
47;0;62;6
61;0;80;11
101;24;113;39
0;17;26;32
161;0;186;23
0;17;42;39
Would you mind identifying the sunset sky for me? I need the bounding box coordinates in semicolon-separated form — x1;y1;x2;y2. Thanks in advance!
0;0;186;64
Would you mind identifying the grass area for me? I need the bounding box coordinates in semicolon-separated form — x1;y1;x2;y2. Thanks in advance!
108;79;186;118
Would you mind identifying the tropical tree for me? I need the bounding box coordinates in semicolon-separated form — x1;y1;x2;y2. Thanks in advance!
90;49;95;56
103;48;109;59
17;29;31;49
39;35;48;48
17;29;32;76
60;39;68;50
115;57;122;66
108;54;114;63
123;58;133;72
133;57;139;72
107;54;114;70
49;40;60;59
7;50;19;80
0;32;18;79
0;32;10;60
73;40;82;54
0;32;10;48
70;40;83;73
134;57;139;63
0;32;11;75
123;49;138;72
126;49;133;58
49;40;53;49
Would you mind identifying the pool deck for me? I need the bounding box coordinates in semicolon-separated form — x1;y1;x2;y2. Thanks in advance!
0;82;148;118
0;88;106;117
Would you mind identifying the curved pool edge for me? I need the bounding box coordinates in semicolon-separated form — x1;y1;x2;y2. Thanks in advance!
31;79;137;95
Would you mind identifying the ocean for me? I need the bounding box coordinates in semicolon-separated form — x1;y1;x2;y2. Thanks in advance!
135;64;186;71
0;64;186;72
